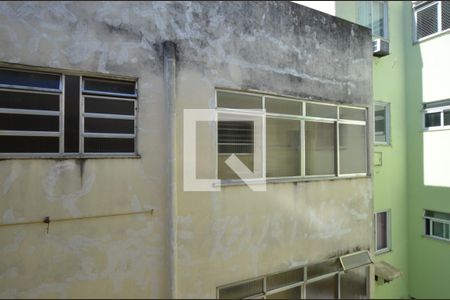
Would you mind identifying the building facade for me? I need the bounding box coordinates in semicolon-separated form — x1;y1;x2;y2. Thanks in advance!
298;1;450;298
0;1;374;299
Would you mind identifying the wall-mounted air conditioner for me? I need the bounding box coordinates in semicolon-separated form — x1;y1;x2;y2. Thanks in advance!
372;38;390;57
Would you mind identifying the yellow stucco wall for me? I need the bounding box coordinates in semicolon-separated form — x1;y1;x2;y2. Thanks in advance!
0;2;374;298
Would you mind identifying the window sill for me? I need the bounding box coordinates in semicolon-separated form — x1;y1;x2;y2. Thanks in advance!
423;126;450;132
374;142;391;147
218;174;370;187
413;28;450;45
375;248;392;256
0;154;141;160
422;234;450;244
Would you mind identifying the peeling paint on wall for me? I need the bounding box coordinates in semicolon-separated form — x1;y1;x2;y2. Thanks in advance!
0;1;372;298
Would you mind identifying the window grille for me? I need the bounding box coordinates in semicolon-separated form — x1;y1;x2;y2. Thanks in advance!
414;1;450;41
0;67;137;157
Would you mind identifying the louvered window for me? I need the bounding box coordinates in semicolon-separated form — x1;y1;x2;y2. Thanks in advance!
0;66;137;157
415;1;450;41
218;121;253;155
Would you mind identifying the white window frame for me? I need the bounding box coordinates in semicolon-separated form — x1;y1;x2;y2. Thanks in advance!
215;89;369;184
375;210;391;254
414;1;450;42
423;105;450;131
424;210;450;242
374;101;391;145
0;65;138;158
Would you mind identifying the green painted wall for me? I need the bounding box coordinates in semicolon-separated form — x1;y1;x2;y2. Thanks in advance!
308;1;450;297
403;1;450;298
335;2;410;299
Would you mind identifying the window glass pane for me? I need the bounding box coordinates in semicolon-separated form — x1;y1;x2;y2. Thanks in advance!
425;210;450;221
305;122;335;176
65;75;80;153
217;91;262;109
357;1;372;28
0;136;59;153
84;118;134;134
0;90;59;111
306;276;337;299
308;259;339;278
0;113;59;132
267;268;303;291
83;78;136;96
85;97;135;116
267;286;301;299
444;111;450;126
375;104;387;143
218;279;264;299
376;212;388;251
425;218;430;235
266;118;301;177
339;124;366;174
306;103;336;119
340;107;366;121
432;221;445;238
84;138;134;153
416;4;438;39
218;154;254;180
340;267;368;299
443;1;450;30
425;112;441;127
0;69;60;90
371;1;385;37
265;97;302;115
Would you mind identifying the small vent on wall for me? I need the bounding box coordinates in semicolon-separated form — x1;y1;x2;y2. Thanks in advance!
372;38;390;57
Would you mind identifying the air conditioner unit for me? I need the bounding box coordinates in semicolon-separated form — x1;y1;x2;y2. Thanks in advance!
372;38;390;57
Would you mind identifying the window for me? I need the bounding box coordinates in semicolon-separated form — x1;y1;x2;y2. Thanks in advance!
216;90;368;180
414;1;450;41
217;252;371;299
424;210;450;241
374;102;390;145
375;211;391;253
357;1;388;39
423;102;450;130
0;67;137;157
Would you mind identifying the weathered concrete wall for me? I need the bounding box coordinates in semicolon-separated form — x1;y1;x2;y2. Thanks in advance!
0;1;373;298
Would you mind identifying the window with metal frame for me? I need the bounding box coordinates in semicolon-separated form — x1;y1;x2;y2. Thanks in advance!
0;67;137;157
375;210;391;253
414;1;450;41
357;1;389;39
217;252;371;299
374;102;390;145
423;101;450;130
216;90;368;181
424;210;450;241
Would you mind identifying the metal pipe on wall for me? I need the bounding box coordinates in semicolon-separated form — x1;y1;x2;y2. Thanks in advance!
163;40;178;299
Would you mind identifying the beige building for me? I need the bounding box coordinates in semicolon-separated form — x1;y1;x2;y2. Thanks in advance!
0;1;374;298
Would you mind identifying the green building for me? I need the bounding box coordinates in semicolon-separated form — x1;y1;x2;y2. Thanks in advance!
298;1;450;298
